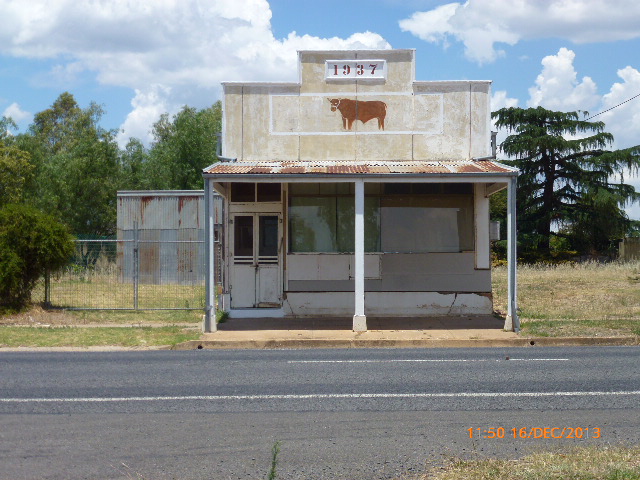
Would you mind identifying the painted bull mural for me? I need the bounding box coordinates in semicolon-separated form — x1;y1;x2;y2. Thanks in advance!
328;98;387;130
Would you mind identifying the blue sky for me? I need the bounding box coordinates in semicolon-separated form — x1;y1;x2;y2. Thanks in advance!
1;0;639;214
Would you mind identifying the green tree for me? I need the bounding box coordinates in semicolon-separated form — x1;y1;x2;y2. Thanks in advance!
492;106;640;256
145;102;221;190
1;116;17;143
0;203;74;309
119;138;149;190
568;187;631;254
0;117;34;205
18;93;121;235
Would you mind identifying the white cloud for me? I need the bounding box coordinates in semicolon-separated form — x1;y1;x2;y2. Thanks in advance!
598;66;640;149
116;85;172;147
527;48;599;111
2;102;31;123
491;91;518;111
399;0;640;64
522;49;640;150
0;0;391;146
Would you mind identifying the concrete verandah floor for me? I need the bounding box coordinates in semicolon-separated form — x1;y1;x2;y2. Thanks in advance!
202;315;519;343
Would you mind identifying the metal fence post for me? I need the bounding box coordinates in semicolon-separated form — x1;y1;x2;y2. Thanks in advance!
133;221;139;310
44;271;51;308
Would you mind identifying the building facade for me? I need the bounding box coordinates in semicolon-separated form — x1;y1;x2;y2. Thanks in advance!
203;49;518;332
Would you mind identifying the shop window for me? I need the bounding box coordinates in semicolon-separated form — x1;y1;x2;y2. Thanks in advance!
289;197;337;252
288;183;473;254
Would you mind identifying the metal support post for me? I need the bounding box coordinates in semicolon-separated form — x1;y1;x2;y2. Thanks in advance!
204;179;217;332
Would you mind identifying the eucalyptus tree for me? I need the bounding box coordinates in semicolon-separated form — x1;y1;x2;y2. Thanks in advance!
145;102;221;190
18;93;121;236
0;116;33;205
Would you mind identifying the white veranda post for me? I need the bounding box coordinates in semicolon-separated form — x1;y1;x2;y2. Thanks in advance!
505;176;519;332
353;179;367;331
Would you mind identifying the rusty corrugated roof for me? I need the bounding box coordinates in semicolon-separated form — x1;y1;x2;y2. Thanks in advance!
203;160;517;176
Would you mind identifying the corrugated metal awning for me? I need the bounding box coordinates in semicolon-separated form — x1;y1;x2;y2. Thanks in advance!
203;160;517;178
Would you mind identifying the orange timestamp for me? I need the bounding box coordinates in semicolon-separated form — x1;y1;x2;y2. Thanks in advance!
468;427;602;439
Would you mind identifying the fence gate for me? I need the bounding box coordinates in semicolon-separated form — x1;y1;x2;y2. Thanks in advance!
44;228;219;310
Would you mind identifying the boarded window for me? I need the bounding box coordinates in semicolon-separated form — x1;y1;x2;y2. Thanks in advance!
230;183;281;202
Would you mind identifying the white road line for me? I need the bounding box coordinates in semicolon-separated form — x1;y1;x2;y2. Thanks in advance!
1;390;638;403
287;359;569;364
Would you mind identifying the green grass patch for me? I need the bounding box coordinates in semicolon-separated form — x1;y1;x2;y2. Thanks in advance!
425;445;640;480
216;310;229;324
0;325;201;348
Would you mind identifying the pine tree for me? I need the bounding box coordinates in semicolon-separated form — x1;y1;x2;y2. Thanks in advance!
492;106;640;256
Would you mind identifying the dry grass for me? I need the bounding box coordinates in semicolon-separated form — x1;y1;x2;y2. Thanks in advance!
32;272;205;310
0;326;201;348
493;261;640;337
0;305;202;327
420;445;640;480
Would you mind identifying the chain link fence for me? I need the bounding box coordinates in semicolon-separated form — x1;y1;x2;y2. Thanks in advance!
42;234;219;310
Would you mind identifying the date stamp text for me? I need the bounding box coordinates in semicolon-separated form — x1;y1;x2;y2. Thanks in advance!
468;427;601;439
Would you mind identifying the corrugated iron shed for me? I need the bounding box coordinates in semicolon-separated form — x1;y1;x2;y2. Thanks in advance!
117;190;222;230
116;191;223;286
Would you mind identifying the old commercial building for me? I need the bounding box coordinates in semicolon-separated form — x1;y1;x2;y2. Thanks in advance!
203;49;518;332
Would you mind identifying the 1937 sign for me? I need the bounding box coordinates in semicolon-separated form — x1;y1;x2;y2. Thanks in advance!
325;60;387;80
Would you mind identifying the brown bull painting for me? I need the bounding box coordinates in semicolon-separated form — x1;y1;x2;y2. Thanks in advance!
328;98;387;130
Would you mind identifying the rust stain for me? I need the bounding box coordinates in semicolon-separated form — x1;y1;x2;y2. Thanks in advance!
479;161;511;173
248;167;272;173
456;164;484;173
367;166;391;174
280;166;305;174
327;164;371;174
139;196;154;224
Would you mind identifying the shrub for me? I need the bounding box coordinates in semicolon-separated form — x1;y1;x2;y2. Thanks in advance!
0;204;74;309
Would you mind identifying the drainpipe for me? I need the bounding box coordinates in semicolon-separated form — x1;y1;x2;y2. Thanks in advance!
215;132;237;163
472;131;498;161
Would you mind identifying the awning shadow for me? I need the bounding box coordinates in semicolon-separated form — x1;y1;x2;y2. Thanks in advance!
216;315;506;332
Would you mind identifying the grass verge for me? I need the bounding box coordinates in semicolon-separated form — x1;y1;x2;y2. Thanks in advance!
0;326;201;348
493;261;640;338
424;445;640;480
0;306;202;327
522;319;640;338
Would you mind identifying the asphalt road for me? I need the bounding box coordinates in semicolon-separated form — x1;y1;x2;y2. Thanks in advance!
1;346;639;479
